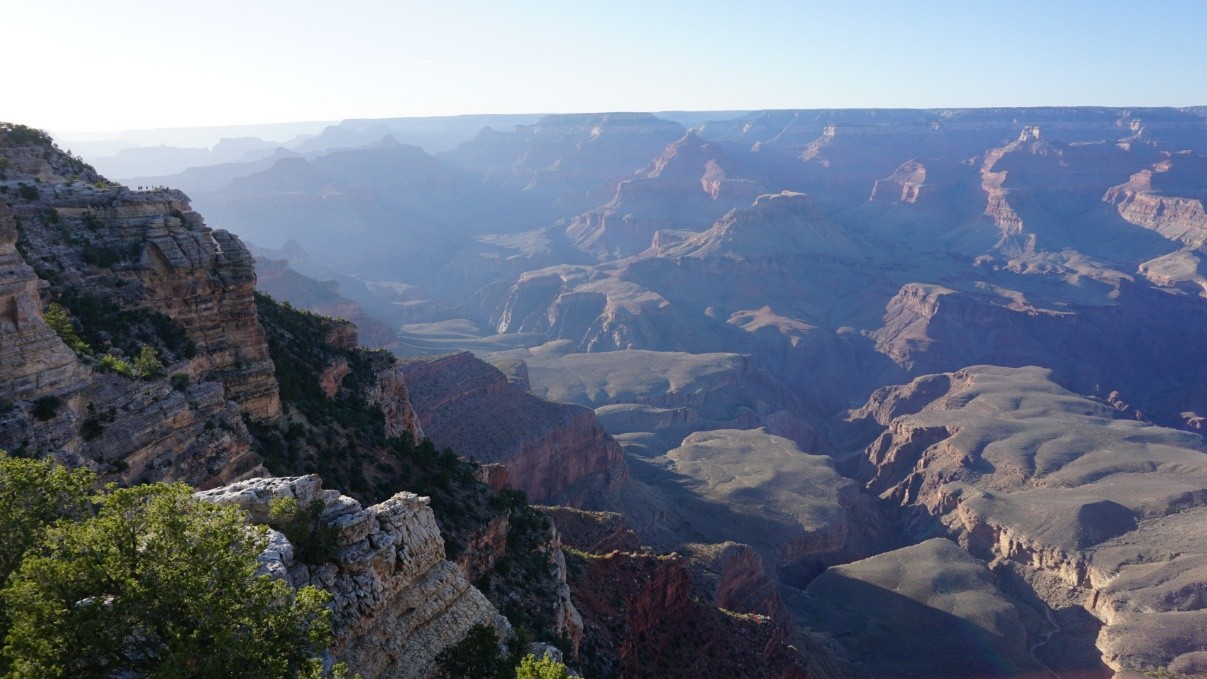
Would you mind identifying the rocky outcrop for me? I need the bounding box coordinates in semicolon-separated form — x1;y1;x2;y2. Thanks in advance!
869;160;926;204
565;131;762;259
684;541;791;629
398;352;625;502
366;364;425;441
0;200;87;402
1;133;272;486
979;128;1037;238
545;505;642;554
1104;153;1207;247
196;475;511;679
566;548;806;679
319;357;351;398
855;366;1207;674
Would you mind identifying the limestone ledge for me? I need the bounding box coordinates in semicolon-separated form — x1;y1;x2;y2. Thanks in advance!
197;475;511;679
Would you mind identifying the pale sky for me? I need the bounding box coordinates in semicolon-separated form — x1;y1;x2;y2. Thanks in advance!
3;0;1205;134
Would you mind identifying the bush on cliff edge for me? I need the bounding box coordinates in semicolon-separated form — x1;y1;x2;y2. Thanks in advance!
0;453;334;678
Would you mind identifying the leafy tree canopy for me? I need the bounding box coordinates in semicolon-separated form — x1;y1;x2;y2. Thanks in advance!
515;652;571;679
0;454;334;678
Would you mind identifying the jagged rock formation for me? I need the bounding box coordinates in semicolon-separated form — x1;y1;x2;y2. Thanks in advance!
196;475;511;679
1104;151;1207;247
0;127;272;487
565;131;762;259
398;351;625;502
869;160;927;204
0;200;87;402
367;364;425;440
683;541;792;629
854;366;1207;674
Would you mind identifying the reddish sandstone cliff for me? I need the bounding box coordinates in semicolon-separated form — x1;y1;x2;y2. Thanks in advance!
398;352;625;502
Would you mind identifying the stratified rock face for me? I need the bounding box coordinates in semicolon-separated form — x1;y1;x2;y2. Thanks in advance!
1104;152;1207;247
0;132;271;486
869;160;926;204
658;191;861;260
367;364;425;441
0;201;86;402
196;475;511;679
565;131;763;260
0;136;279;420
803;539;1040;678
870;280;1207;429
856;366;1207;673
398;352;625;502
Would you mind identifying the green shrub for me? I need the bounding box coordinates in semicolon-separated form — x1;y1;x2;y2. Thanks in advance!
98;353;134;377
44;303;90;354
515;653;570;679
133;345;164;379
170;372;191;391
268;497;338;565
0;481;333;677
435;624;510;679
31;396;61;421
0;123;55;147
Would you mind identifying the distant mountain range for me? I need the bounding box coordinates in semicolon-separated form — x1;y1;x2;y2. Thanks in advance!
24;107;1207;677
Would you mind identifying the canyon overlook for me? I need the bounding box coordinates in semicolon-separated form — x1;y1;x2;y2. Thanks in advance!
4;105;1207;677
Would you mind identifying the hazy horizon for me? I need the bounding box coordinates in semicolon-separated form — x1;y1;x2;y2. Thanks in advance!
6;0;1205;133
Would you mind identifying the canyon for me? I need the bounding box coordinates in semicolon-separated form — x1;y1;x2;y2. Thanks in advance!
4;106;1207;677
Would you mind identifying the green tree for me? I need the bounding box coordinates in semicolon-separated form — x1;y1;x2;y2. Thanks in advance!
132;345;165;379
43;303;89;354
0;452;96;674
436;624;510;679
0;453;94;585
1;482;333;678
515;652;570;679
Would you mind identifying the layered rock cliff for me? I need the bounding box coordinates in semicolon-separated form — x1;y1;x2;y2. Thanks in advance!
854;366;1207;674
0;200;87;402
0;125;272;487
398;351;626;502
565;131;763;259
196;475;512;679
1103;152;1207;247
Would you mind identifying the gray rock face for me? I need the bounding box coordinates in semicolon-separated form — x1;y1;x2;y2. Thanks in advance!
0;201;88;403
0;135;275;486
197;475;511;679
857;366;1207;674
